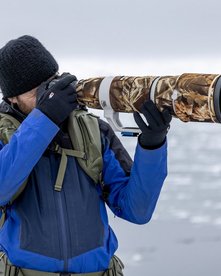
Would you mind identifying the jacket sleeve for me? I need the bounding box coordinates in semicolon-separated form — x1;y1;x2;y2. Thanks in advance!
0;108;59;206
99;119;167;225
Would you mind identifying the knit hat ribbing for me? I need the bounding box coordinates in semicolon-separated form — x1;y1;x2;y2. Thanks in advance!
0;35;59;98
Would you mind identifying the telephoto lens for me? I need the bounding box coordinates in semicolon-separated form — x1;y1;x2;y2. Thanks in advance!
76;73;221;124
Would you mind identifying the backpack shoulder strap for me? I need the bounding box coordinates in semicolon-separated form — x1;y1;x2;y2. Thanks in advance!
68;109;103;185
0;113;21;145
0;113;28;227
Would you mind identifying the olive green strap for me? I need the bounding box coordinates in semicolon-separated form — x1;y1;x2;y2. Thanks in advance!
0;207;6;228
54;147;86;192
55;146;86;159
54;149;68;192
0;251;5;259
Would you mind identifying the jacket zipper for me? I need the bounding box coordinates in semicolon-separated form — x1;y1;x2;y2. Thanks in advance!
51;155;70;272
55;191;69;271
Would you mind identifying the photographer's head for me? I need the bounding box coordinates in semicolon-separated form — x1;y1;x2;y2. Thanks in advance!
0;35;58;114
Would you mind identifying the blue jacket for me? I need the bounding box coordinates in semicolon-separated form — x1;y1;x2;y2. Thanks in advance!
0;106;167;273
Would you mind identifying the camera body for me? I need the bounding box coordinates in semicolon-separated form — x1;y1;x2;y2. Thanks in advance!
48;73;78;90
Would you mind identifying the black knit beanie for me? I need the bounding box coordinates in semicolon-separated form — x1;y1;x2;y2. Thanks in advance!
0;35;59;98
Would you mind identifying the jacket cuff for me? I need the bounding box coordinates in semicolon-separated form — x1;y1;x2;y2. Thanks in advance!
135;138;167;164
24;108;59;142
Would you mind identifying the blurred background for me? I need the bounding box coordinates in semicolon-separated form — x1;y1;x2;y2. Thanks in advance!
1;0;221;275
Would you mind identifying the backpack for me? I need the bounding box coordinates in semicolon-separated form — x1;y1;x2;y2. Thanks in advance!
0;109;104;227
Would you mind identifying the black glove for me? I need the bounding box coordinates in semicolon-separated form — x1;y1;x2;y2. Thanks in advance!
36;74;78;126
133;100;172;149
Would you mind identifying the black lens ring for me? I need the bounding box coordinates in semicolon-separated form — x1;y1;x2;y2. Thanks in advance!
213;76;221;123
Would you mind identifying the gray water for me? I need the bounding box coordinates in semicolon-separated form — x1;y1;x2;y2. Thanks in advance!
109;118;221;276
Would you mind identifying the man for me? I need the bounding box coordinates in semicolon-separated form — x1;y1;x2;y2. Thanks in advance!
0;35;171;275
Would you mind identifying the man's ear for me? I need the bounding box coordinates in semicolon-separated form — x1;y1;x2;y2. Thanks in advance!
7;97;17;104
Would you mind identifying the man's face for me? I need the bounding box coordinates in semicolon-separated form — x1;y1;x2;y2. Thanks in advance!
8;87;37;114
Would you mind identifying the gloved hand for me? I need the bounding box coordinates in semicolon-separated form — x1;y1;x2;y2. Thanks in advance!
36;74;78;126
133;100;172;149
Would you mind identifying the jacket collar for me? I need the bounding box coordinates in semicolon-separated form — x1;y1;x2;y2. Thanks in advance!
0;99;26;122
